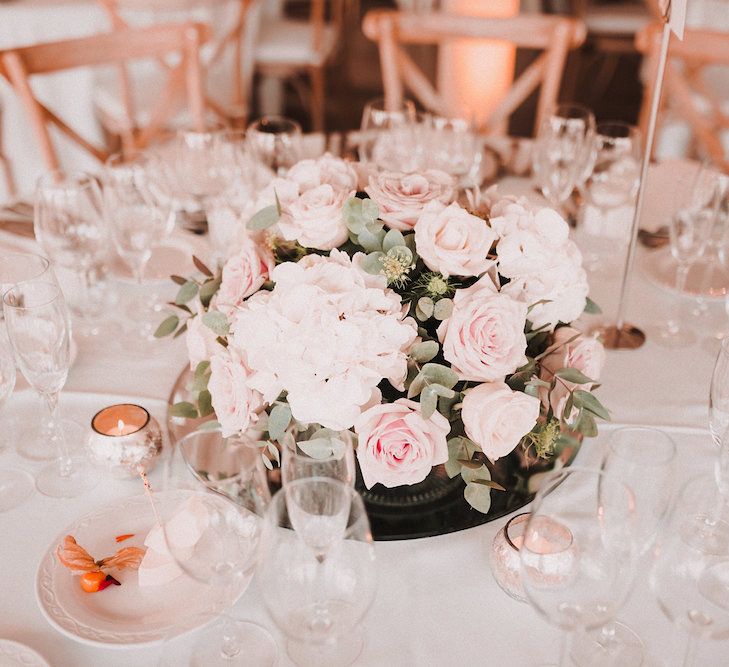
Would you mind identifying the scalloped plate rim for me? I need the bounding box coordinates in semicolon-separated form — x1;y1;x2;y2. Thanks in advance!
0;639;50;667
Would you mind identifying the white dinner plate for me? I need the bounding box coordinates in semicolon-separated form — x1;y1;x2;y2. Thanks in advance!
0;639;49;666
35;491;249;649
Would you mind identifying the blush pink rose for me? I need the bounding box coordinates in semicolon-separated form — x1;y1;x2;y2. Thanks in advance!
539;327;606;420
216;235;274;316
461;382;540;461
208;350;263;438
185;311;219;370
277;184;353;250
437;275;528;382
365;170;454;231
287;153;358;192
414;201;496;277
354;398;450;488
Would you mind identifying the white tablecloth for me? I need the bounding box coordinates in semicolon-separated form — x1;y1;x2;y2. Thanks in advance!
1;213;728;665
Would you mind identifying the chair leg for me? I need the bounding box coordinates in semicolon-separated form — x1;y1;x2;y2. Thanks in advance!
309;65;325;133
0;152;16;200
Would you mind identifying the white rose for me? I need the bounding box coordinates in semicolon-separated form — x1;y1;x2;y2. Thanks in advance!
365;170;455;231
461;382;540;461
414;201;496;278
287;153;358;192
216;235;274;316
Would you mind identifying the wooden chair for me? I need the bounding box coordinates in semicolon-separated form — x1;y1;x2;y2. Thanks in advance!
98;0;261;129
361;10;587;136
636;23;729;173
0;100;16;199
255;0;347;132
0;22;210;174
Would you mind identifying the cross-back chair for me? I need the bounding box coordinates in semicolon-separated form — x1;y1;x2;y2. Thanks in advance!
98;0;260;128
0;22;210;174
637;22;729;173
362;10;587;135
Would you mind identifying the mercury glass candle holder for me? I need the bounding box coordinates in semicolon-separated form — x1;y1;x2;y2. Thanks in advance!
489;512;530;602
89;404;163;478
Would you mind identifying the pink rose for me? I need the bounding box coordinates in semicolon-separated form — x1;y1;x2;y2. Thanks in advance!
185;311;219;370
461;382;540;461
365;170;454;231
277;184;353;250
208;350;263;438
437;275;528;382
414;201;496;278
216;235;274;316
287;153;358;192
539;327;606;420
355;398;450;488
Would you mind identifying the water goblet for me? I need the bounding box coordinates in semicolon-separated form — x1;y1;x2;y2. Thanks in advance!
570;427;677;667
34;172;109;331
650;474;729;666
520;467;638;667
246;116;302;175
359;97;422;172
550;103;596;192
281;425;356;488
3;281;94;497
259;478;377;666
161;429;277;666
422;115;482;191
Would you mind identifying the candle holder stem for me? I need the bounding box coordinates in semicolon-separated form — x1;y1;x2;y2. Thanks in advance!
139;469;163;529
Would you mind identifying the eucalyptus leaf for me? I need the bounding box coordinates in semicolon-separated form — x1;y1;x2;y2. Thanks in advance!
199;278;221;308
469;479;506;491
420;386;438;419
173;322;188;339
197;390;213;417
191;371;210;393
573;390;610;420
171;274;187;286
555;368;595;385
361;252;385;275
196;420;222;432
261;453;273;470
268;404;293;441
407;371;426;398
154;315;179;338
169;401;198;419
433;298;454;320
202;311;229;336
266;442;280;465
464;482;492;514
175;281;198;305
575;409;598;437
421;363;458;389
410;340;439;363
383;228;406;252
358;227;386;253
247;204;279;230
461;463;491;484
361;198;379;221
417;297;434;318
298;437;336;459
194;360;211;378
193;255;214;277
458;459;484;470
584;297;602;314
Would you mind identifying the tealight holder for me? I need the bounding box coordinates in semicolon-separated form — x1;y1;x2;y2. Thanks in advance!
89;404;163;479
489;512;530;602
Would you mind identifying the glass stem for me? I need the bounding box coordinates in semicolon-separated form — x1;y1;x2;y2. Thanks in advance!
683;633;699;667
218;577;241;659
45;392;71;477
668;263;690;332
597;622;617;652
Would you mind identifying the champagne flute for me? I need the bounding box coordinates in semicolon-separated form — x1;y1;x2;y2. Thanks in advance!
162;429;277;666
571;427;676;667
246;116;303;174
281;425;356;487
3;281;94;497
650;474;729;666
710;335;729;448
519;467;638;666
34;172;109;331
260;478;377;666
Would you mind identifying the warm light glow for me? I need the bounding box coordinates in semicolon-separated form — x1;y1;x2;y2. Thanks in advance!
117;420;125;436
438;0;520;127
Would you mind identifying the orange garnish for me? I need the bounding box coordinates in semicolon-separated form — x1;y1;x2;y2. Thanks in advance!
115;534;135;543
99;547;146;571
80;571;106;593
56;536;100;574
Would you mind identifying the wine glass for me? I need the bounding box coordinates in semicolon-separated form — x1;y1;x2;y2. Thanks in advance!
0;325;33;512
532;114;587;214
246;116;303;174
571;428;677;667
2;281;95;497
359;97;422;172
34;172;109;331
581;123;642;271
260;478;377;666
281;425;356;487
422;115;482;190
551;103;597;192
161;429;277;666
650;474;729;666
103;153;175;342
519;467;638;667
711;336;729;448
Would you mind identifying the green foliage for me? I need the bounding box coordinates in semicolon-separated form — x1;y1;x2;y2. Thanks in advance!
247;204;280;230
409;340;439;363
268;404;293;441
154;314;179;338
175;281;199;305
202;311;229;336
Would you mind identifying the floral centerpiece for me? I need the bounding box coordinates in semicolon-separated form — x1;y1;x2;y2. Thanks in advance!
158;154;607;514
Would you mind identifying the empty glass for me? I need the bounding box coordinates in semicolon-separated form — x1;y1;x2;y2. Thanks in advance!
520;467;638;667
34;172;109;328
260;478;377;666
710;336;729;448
0;252;58;316
359;98;423;172
3;281;94;497
571;428;677;667
281;425;356;487
421;115;482;189
650;474;729;666
246;116;302;174
162;429;276;666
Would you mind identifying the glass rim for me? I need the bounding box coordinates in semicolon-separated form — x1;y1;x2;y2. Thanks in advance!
90;403;151;436
0;251;50;281
595;121;640;139
607;426;677;465
550;102;594;119
247;115;302;135
504;512;531;551
2;279;62;310
362;96;416;113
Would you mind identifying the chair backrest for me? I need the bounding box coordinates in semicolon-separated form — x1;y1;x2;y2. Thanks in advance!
362;10;586;135
0;22;210;174
636;22;729;173
99;0;261;125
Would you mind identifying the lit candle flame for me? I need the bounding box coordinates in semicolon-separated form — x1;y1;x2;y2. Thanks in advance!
117;419;125;436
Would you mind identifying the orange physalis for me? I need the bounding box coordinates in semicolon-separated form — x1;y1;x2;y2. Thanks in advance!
115;534;134;543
